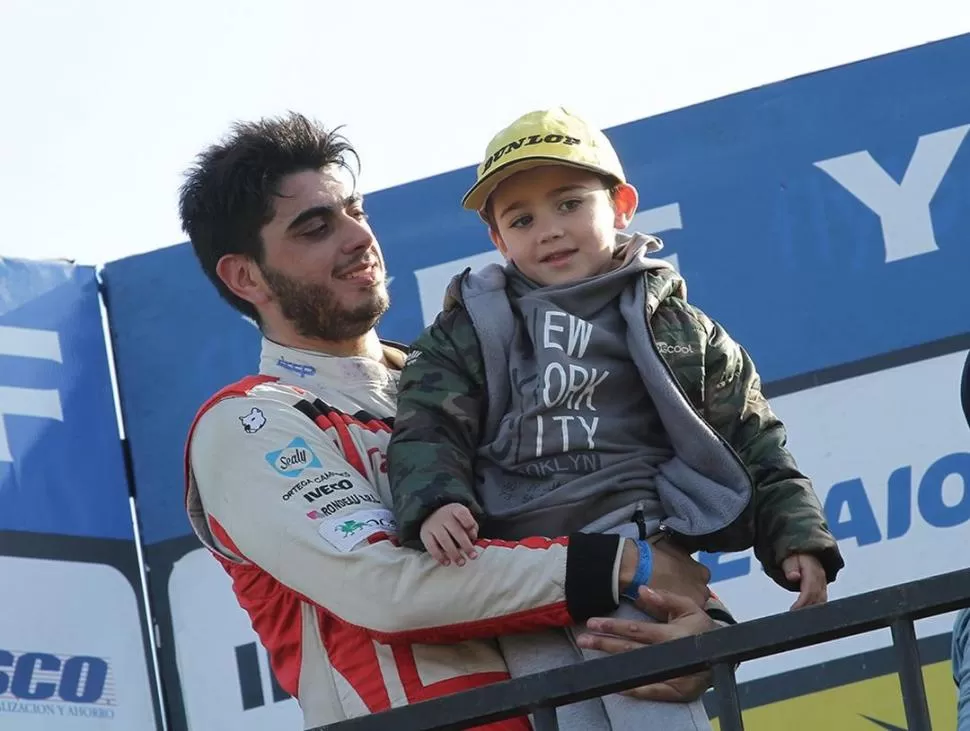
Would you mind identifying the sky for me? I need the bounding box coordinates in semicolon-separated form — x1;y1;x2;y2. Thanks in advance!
1;0;968;267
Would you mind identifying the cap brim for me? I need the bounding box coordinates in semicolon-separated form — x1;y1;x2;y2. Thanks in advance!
461;157;619;212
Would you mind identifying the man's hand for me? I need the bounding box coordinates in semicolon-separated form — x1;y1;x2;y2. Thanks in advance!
576;587;717;702
782;553;827;609
620;535;711;610
419;503;479;566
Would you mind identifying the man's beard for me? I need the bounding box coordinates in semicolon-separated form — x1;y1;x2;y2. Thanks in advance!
260;263;390;342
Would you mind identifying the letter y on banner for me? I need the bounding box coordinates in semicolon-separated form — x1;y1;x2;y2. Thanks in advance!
814;124;969;263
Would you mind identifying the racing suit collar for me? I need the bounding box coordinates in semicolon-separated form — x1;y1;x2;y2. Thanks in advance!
259;337;401;394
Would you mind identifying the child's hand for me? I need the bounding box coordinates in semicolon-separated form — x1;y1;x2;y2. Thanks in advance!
782;553;828;609
420;503;479;566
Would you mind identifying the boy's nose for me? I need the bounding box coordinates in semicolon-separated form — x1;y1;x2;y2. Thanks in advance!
537;226;565;245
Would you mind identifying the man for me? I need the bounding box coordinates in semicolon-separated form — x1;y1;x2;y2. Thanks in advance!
179;112;721;730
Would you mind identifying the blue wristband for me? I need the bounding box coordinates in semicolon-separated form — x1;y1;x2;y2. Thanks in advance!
621;539;654;601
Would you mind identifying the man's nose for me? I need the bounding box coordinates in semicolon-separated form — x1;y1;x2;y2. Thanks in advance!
341;216;376;254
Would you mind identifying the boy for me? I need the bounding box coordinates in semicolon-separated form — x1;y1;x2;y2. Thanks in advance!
387;108;844;726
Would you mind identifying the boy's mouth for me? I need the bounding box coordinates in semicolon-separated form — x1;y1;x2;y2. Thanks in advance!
539;249;577;264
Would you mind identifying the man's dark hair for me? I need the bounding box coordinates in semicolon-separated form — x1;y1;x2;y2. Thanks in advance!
178;112;359;321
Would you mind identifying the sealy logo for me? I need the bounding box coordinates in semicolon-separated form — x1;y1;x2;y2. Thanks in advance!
265;437;321;477
276;357;316;378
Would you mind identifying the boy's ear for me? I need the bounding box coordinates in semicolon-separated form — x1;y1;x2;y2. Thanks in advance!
612;183;639;230
488;226;510;258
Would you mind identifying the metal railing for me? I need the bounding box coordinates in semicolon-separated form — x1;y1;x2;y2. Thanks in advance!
320;568;970;731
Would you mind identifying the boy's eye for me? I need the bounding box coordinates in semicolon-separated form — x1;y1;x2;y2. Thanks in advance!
510;214;533;229
350;208;369;221
559;198;582;212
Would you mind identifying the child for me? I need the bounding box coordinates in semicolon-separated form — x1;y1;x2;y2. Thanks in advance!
387;107;844;727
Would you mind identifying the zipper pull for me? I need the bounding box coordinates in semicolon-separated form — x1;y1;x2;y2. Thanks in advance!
633;509;647;540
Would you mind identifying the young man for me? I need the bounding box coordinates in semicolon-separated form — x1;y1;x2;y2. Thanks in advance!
387;108;846;728
179;112;719;731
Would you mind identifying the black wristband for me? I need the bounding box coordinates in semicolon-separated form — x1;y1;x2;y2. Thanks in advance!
565;533;623;622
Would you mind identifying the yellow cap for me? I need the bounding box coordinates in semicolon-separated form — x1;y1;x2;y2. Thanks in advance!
461;107;626;212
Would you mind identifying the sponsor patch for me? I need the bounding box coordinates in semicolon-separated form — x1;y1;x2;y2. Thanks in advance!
276;356;316;378
281;470;352;502
306;492;382;520
265;437;321;477
239;407;266;433
317;508;397;552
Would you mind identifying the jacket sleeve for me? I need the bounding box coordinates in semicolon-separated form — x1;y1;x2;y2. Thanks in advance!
955;608;970;730
189;391;623;644
688;305;845;588
388;306;488;547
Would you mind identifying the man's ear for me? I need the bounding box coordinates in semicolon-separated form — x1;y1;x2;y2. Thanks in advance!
488;226;510;259
612;183;640;230
215;254;272;308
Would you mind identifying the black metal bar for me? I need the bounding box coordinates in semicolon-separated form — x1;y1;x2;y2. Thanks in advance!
532;706;559;731
321;568;970;731
890;618;932;731
713;663;744;731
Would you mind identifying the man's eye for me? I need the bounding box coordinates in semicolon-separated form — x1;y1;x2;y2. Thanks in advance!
304;223;328;237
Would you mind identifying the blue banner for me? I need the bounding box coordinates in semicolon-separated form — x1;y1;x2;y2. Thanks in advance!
103;32;970;548
0;258;132;539
101;245;261;545
373;33;970;382
0;257;160;730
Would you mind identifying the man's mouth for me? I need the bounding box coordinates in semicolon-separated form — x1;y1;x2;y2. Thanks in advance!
336;260;380;284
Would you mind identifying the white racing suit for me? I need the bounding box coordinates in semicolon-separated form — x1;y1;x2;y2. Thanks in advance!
185;337;628;730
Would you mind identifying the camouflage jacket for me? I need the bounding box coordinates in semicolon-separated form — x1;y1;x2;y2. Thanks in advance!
388;264;845;589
